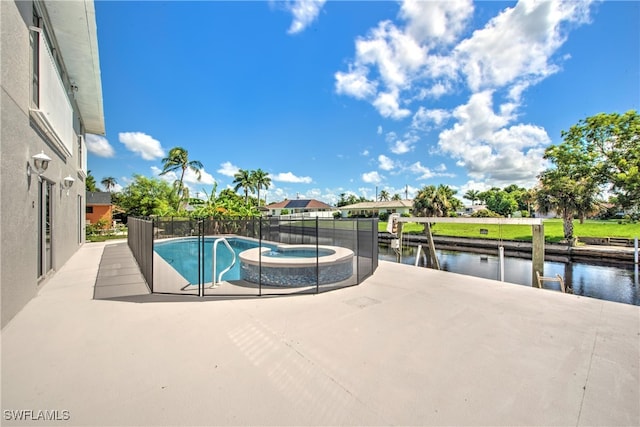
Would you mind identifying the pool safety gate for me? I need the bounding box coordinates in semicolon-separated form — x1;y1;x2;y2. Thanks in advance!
127;216;378;297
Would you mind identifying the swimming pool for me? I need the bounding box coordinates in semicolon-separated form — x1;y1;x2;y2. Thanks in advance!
154;237;274;284
154;237;354;287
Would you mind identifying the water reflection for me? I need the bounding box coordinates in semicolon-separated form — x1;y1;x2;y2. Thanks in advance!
379;244;639;306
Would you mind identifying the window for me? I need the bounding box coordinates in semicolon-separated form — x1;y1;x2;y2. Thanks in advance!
86;206;94;214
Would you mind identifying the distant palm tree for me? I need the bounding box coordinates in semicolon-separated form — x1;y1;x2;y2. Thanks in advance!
101;176;117;192
251;169;271;206
160;147;203;210
464;189;480;205
521;188;536;216
378;190;390;201
233;169;255;205
391;193;402;201
413;184;461;217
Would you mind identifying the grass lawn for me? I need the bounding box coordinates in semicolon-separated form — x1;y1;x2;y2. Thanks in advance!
378;219;640;243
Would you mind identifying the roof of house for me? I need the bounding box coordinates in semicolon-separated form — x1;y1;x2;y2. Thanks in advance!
266;199;334;210
340;200;414;210
86;191;111;205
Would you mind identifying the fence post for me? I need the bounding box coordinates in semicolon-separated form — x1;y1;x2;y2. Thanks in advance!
316;217;319;294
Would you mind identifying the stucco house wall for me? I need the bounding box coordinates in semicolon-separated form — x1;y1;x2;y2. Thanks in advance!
0;0;104;327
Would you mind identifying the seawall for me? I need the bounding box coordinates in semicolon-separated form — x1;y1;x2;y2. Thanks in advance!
379;233;637;265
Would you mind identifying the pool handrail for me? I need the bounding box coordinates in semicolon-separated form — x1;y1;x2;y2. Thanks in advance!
212;237;236;286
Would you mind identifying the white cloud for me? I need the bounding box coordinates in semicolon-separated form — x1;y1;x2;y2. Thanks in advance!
85;134;115;158
415;81;451;100
455;0;595;92
362;149;370;156
151;166;173;183
377;125;383;135
378;154;395;171
399;0;473;45
373;91;411;119
284;0;326;34
273;172;313;184
335;66;377;100
334;0;595;190
408;161;434;180
437;91;551;187
362;171;383;185
386;131;418;155
217;161;239;177
435;163;448;173
119;132;164;161
183;168;216;185
412;107;451;130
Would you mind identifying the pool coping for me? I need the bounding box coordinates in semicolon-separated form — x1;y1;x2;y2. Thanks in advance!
239;244;354;268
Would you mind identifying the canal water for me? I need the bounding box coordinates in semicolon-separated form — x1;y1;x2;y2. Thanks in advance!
379;244;639;306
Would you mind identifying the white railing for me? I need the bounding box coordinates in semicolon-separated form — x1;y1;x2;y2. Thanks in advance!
30;29;74;157
212;238;236;287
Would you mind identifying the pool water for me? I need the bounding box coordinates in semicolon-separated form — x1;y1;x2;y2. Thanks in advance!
154;237;275;284
265;248;334;258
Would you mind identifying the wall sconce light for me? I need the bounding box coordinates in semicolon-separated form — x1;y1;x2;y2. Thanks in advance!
62;175;75;195
32;151;51;175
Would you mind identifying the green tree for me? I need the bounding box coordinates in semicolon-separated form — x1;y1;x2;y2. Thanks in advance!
378;190;390;201
536;112;640;239
463;189;481;205
521;188;536;216
562;110;640;211
160;147;203;211
413;185;461;217
484;189;518;217
118;175;177;217
391;193;402;201
101;176;117;192
233;169;255;205
251;169;271;206
86;170;98;192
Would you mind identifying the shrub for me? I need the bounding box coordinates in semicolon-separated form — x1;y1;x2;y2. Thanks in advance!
379;212;390;222
471;209;503;218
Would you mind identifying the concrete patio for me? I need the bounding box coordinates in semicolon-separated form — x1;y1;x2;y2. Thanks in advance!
1;240;638;426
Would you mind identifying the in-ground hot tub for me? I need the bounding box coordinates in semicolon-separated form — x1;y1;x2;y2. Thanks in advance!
239;244;354;287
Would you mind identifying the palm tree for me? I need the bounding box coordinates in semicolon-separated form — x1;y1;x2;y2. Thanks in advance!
86;170;97;192
378;190;390;201
413;184;461;217
391;193;402;201
251;169;271;206
464;189;480;205
160;147;203;210
233;169;255;205
101;176;117;192
521;188;536;216
536;171;600;243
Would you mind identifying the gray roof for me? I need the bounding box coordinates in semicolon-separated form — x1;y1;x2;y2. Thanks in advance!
86;191;111;205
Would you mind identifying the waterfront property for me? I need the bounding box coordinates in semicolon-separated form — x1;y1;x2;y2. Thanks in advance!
0;0;104;327
2;240;638;425
339;199;414;218
265;198;336;218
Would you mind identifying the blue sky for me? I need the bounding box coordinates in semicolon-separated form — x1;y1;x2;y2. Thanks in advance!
88;0;639;205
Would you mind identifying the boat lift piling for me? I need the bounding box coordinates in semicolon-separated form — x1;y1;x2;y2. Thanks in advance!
397;217;545;288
